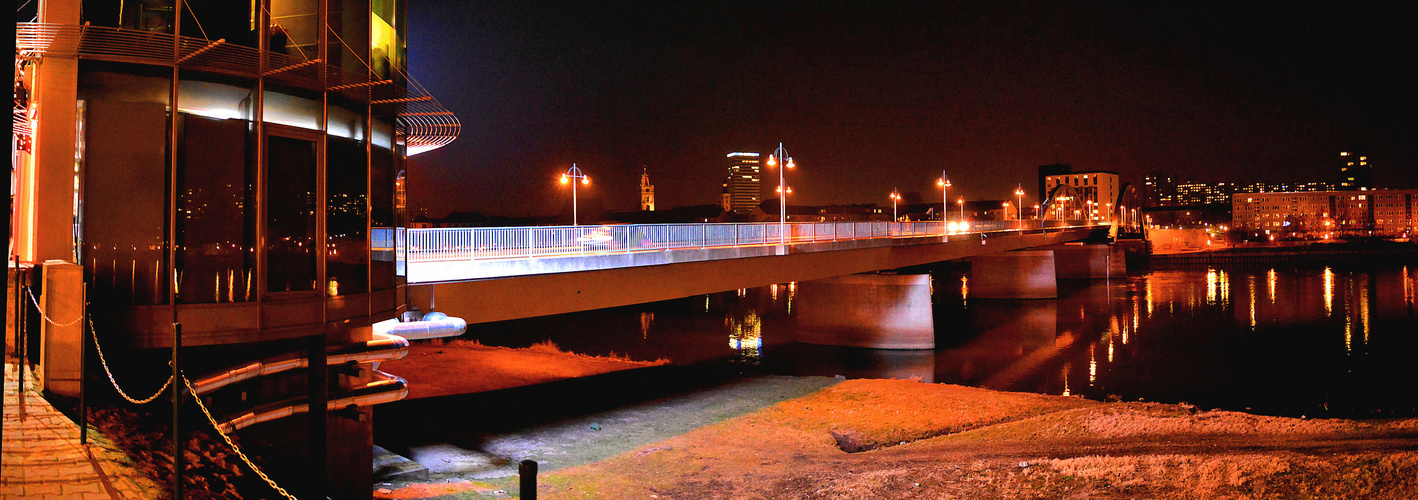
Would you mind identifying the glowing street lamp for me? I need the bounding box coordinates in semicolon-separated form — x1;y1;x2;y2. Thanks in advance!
559;163;590;226
889;189;901;222
766;142;796;244
1014;185;1025;223
937;174;951;235
1033;204;1040;220
957;197;965;224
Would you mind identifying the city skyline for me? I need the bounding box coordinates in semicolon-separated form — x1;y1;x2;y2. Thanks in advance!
407;1;1416;216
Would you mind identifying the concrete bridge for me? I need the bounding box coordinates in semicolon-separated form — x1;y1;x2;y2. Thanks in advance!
401;220;1117;331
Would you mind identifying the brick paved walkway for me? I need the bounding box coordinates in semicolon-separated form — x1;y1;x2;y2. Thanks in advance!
2;362;162;499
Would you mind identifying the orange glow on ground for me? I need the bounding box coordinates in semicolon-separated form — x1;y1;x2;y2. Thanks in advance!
379;339;667;399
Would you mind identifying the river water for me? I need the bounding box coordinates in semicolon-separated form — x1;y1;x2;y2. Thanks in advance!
462;262;1418;419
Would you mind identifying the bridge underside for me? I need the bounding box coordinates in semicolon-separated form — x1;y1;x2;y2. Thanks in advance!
409;227;1102;325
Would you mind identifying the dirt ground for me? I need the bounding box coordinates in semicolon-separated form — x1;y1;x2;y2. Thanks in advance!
380;339;667;399
375;346;1418;499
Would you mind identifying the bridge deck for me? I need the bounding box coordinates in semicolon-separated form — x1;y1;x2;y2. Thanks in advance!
404;220;1095;283
401;221;1104;325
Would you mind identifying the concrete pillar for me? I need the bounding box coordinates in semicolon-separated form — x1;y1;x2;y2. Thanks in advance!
38;261;84;396
1052;244;1127;279
20;1;81;263
968;250;1058;299
794;273;934;349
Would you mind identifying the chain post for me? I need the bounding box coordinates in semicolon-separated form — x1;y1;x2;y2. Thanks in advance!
172;322;183;500
78;290;88;445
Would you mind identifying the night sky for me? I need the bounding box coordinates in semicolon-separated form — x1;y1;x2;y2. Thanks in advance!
407;1;1414;217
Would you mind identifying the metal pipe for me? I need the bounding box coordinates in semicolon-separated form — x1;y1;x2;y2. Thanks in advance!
216;371;407;433
188;332;410;396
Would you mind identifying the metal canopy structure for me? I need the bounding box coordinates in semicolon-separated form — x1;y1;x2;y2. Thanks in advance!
14;22;459;155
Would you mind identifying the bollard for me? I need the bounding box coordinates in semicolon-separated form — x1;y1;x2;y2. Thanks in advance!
519;459;538;500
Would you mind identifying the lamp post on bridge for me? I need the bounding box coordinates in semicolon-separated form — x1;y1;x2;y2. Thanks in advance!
936;173;951;235
559;163;590;226
889;189;901;222
957;197;965;227
766;142;796;245
1014;185;1025;225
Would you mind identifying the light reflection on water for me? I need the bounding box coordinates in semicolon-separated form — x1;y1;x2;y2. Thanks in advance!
463;263;1418;419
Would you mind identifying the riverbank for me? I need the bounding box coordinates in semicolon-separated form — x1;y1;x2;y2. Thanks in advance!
546;379;1418;498
376;373;1418;499
1149;239;1418;266
380;339;668;400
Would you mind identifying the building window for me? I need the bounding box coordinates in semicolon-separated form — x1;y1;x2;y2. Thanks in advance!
177;113;255;303
326;136;369;296
266;133;318;293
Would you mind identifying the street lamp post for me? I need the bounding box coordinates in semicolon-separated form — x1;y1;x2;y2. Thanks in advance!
936;173;951;235
1014;185;1025;224
889;189;901;222
559;163;590;226
766;142;795;245
957;197;965;226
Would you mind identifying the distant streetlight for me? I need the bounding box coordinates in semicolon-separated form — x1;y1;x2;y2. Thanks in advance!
1033;204;1040;220
957;197;965;224
766;142;796;244
889;189;901;222
1014;185;1025;223
937;173;951;235
559;163;590;226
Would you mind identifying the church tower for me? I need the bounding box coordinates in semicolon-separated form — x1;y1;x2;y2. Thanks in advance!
641;167;656;211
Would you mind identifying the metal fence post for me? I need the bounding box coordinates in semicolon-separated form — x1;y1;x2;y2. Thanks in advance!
172;322;183;500
78;289;88;445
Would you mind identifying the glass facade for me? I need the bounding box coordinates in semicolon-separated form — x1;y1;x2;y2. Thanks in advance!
178;113;255;303
326;136;369;296
24;0;433;345
78;68;172;307
265;134;319;293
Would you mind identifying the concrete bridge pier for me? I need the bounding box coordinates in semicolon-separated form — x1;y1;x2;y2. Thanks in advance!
968;251;1059;299
1050;244;1127;279
793;273;935;350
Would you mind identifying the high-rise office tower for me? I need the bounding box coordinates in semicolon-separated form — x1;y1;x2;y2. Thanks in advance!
1143;173;1176;207
1339;151;1372;190
725;152;762;214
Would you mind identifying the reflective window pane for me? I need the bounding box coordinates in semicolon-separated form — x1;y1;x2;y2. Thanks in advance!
327;136;368;296
83;100;169;305
370;145;395;290
266;135;317;292
177;113;254;303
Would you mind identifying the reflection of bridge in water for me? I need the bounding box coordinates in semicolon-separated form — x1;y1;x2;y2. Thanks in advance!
398;220;1112;331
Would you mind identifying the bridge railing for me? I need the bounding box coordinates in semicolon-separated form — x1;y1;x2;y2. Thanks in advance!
404;219;1093;263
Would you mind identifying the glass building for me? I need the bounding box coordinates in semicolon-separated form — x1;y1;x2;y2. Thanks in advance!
14;0;457;495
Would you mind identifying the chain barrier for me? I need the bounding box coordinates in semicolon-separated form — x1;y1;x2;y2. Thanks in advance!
183;375;299;500
23;286;85;328
24;287;174;404
89;317;174;405
24;286;297;498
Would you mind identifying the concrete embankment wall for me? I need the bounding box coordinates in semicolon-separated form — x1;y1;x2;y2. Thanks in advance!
1149;245;1418;266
